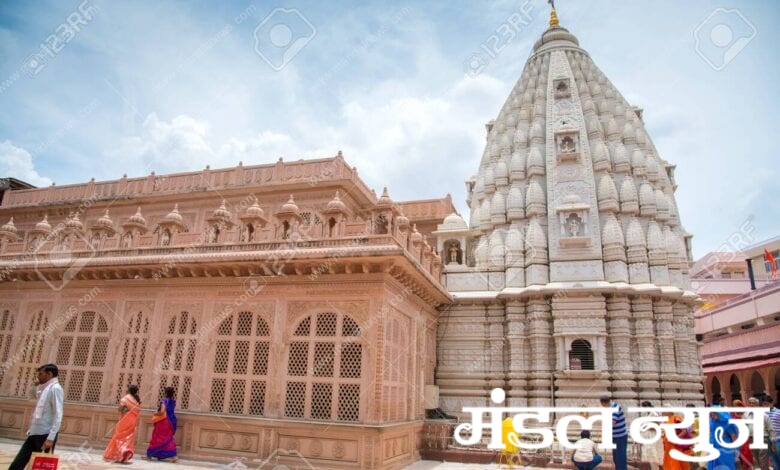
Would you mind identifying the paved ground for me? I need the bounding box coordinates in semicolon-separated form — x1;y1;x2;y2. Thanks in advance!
0;439;547;469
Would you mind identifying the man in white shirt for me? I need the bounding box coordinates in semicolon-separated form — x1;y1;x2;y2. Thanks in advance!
572;430;602;470
9;363;64;470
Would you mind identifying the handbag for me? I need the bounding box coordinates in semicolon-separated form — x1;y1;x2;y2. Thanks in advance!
151;405;167;423
30;450;59;469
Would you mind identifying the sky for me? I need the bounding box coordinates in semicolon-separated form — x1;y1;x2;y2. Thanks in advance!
0;0;778;259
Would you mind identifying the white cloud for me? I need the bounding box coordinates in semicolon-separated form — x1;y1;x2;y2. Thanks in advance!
0;140;52;187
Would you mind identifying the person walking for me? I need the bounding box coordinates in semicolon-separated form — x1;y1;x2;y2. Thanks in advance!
8;363;64;470
146;386;178;462
600;395;627;470
103;384;142;463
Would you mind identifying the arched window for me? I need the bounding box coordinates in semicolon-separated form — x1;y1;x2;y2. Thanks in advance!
0;309;16;389
284;312;363;422
13;310;48;396
56;311;110;402
158;311;198;409
569;339;594;370
115;311;150;403
209;311;271;415
375;213;389;234
328;218;337;237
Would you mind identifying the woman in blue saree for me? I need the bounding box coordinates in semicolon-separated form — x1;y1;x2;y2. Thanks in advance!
146;386;178;462
708;399;737;470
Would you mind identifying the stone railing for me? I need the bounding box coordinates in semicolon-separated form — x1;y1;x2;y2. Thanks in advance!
1;156;376;208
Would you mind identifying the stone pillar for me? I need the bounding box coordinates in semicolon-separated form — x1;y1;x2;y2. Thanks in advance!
505;300;529;407
527;297;553;407
607;296;636;404
486;304;506;391
674;302;703;403
633;296;660;402
654;299;679;402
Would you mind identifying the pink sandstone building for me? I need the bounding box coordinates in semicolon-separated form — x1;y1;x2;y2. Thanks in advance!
692;237;780;405
0;9;706;469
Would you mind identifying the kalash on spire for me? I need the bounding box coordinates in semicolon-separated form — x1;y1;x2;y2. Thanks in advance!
548;0;560;27
434;0;702;428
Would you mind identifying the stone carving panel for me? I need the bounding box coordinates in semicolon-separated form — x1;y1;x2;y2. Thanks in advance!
550;260;605;282
198;428;259;453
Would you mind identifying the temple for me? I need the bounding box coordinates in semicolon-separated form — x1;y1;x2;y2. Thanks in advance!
0;7;705;469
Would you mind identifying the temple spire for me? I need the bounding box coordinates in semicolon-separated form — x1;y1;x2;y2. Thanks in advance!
548;0;559;27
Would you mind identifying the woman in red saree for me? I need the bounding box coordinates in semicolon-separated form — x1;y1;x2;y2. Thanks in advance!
103;384;141;463
731;400;754;469
146;386;178;462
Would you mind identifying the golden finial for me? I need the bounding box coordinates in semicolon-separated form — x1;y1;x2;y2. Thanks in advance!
548;0;559;27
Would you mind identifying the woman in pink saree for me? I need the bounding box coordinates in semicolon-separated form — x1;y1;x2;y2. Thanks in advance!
146;386;178;462
103;384;141;463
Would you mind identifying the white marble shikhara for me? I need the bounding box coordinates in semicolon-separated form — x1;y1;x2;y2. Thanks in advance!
433;17;703;419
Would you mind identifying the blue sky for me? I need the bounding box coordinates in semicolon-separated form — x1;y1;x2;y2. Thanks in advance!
0;0;778;259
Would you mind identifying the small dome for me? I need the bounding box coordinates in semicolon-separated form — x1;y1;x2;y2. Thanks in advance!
0;217;17;235
587;116;603;137
525;217;547;248
211;200;232;221
527;147;545;175
494;159;509;185
163;204;184;224
532;26;580;53
484;166;496;193
602;214;624;246
533;101;545;119
664;226;682;258
611;142;629;171
507;186;525;211
626;218;646;247
376;187;393;207
606;117;620;140
510;149;526;179
639;182;656;209
646;222;665;251
591;140;609;170
245;200;265;219
597;174;619;209
491;191;506;217
636;128;647;145
514;128;529;148
279;195;300;215
326;191;347;213
440;212;468;231
619;177;638;202
622;122;636;143
65;213;84;231
614;102;626;118
469;204;480;228
35;214;52;232
646;156;659;180
582;98;595;114
96;210;114;229
631;148;646;173
127;207;147;227
530;122;544;141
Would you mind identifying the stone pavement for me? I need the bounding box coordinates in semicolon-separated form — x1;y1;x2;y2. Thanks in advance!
0;439;549;469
